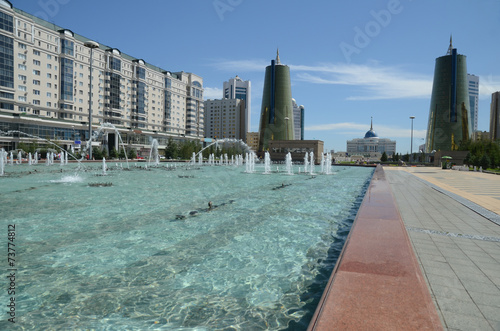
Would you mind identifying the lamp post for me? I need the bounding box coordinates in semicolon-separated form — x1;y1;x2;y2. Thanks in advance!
410;116;415;163
84;40;99;160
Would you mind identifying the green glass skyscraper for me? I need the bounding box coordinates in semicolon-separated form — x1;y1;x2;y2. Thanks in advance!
258;51;294;152
425;38;471;152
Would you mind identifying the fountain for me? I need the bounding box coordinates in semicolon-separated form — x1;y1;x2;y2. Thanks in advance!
0;151;375;329
0;148;5;176
309;151;315;175
264;151;271;174
195;138;254;159
285;152;293;175
148;139;160;167
325;152;333;175
304;152;309;174
102;157;107;175
245;152;256;173
83;123;129;167
198;152;203;165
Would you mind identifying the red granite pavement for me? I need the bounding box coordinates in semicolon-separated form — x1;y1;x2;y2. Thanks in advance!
308;165;443;330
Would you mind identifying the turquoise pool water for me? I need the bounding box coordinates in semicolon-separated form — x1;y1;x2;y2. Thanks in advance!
0;162;373;330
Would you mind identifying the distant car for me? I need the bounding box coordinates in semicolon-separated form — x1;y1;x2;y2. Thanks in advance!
136;156;144;160
159;156;165;159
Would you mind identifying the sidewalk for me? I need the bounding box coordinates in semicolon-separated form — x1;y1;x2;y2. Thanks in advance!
385;167;500;331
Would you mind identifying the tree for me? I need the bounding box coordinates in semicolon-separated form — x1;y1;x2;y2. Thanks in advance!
92;147;103;160
380;151;388;162
110;147;118;159
165;138;178;159
480;154;491;169
127;148;137;160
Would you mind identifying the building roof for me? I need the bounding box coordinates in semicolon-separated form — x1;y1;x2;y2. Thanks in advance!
364;118;379;139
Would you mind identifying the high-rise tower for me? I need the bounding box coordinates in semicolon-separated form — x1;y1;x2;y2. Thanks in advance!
223;76;251;136
425;37;471;152
468;74;479;132
258;50;294;152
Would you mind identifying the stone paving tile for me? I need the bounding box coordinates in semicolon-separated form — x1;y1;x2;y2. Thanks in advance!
441;311;494;331
425;273;462;289
432;285;470;302
461;280;499;294
478;304;500;322
385;168;500;331
435;297;483;318
468;291;500;308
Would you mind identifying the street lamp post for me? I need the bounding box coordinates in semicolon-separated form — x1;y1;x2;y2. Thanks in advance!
84;40;99;160
410;116;415;163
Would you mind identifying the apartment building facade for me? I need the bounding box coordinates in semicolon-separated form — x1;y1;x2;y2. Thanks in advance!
0;0;204;153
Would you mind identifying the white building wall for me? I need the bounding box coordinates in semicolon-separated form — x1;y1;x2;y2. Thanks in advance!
468;73;479;132
223;76;250;134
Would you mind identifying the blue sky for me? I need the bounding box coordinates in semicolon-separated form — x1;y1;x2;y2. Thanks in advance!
13;0;500;154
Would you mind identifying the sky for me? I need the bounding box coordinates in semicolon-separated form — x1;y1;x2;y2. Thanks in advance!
12;0;500;154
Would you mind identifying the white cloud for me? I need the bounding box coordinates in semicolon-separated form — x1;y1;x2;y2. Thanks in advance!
293;63;432;100
306;121;426;138
209;59;269;72
203;87;223;100
478;74;500;97
209;59;433;101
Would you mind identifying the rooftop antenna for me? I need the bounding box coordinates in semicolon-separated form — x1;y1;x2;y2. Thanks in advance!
276;48;281;64
447;34;453;55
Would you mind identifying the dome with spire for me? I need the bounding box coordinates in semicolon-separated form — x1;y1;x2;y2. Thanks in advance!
364;118;379;139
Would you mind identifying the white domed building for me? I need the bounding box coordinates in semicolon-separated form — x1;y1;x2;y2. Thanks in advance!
346;119;396;160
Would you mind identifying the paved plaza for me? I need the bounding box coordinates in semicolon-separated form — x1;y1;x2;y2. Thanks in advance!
385;167;500;331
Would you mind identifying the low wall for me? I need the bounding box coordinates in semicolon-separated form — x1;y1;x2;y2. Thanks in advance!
308;165;442;330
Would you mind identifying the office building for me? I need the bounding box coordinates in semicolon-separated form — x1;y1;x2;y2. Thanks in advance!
223;76;250;135
490;91;500;141
258;50;294;152
292;98;304;140
0;0;204;153
204;98;246;140
425;38;471;152
468;74;479;132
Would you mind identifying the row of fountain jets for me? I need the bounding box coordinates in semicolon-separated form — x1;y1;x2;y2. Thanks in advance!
1;124;334;176
1;147;335;177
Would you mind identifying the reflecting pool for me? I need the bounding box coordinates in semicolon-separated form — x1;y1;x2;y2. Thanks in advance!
0;162;373;330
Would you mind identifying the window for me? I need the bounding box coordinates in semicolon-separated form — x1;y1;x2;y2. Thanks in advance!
47;73;52;79
47;64;52;69
61;39;74;56
33;80;40;85
46;82;52;88
18;96;26;102
18;64;26;70
18;85;26;91
33;60;40;66
47;54;51;60
33;100;40;105
33;90;40;95
18;74;26;81
33;50;40;56
17;53;26;60
0;11;13;33
18;43;26;49
33;70;40;76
